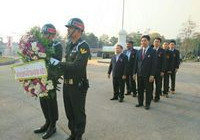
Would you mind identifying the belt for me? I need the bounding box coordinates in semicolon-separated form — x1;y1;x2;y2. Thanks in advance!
64;79;74;85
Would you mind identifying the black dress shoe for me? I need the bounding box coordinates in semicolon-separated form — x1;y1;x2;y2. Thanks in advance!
145;106;150;110
34;122;49;134
66;135;75;140
75;135;82;140
119;98;123;102
125;92;131;95
154;99;160;102
135;104;143;107
110;97;118;100
132;93;137;97
42;127;56;139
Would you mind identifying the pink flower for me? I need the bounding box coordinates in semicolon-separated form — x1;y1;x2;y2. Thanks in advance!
25;42;31;48
32;79;39;85
24;86;29;92
22;50;28;55
41;84;46;92
37;43;45;53
31;89;35;94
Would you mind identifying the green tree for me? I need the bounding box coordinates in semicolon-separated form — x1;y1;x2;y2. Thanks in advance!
82;32;99;47
99;34;110;46
109;36;118;46
149;32;166;45
126;32;141;46
179;18;197;56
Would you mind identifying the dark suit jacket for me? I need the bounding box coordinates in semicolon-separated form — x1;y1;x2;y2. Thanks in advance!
155;47;166;75
108;53;128;78
135;47;157;77
123;48;137;75
171;49;180;71
165;49;173;72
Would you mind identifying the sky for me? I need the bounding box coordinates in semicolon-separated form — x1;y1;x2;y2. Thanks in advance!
0;0;200;42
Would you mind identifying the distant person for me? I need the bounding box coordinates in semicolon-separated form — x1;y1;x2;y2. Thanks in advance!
108;44;128;102
152;37;166;102
169;40;180;94
135;35;157;110
162;42;173;98
123;41;137;97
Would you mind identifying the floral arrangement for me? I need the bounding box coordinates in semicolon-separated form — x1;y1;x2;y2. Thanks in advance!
17;27;61;98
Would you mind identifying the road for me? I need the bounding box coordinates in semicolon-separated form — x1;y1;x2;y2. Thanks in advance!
0;61;200;140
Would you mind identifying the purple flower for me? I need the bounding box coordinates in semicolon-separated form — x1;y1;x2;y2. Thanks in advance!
32;79;39;85
37;43;46;53
41;84;46;92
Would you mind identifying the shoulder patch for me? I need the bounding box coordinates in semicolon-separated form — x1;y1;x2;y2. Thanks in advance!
80;48;88;54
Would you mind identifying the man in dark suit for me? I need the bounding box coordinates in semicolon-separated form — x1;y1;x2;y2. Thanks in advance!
153;37;166;102
169;40;180;94
135;35;157;110
162;42;173;98
123;41;137;97
108;44;128;102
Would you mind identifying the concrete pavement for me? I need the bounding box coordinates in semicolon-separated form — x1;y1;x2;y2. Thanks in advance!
0;61;200;140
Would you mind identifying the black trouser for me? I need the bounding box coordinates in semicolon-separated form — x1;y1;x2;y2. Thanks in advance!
170;71;176;91
125;74;137;94
163;72;169;94
137;76;153;106
40;92;58;126
113;77;125;99
63;84;87;137
154;74;162;100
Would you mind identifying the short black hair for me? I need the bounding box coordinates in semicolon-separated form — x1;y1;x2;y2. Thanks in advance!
169;40;176;45
154;37;162;43
116;44;123;49
141;35;150;41
127;41;134;45
163;41;169;44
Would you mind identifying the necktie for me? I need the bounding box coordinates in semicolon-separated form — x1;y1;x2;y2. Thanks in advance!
142;49;145;60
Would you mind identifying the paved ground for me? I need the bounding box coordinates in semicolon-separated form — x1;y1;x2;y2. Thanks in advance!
0;61;200;140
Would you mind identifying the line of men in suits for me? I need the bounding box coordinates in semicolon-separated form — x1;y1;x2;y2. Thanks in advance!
108;35;180;110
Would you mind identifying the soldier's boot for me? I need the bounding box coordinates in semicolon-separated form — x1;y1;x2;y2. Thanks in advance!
42;122;56;139
66;131;76;140
34;120;50;133
75;134;83;140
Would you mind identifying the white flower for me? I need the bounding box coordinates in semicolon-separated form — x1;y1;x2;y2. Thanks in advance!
34;89;40;95
35;51;38;54
32;56;38;60
41;53;46;58
24;80;30;86
38;52;43;57
35;83;41;91
28;87;32;92
47;80;53;86
31;42;37;47
39;93;48;98
32;43;39;52
43;93;48;96
38;52;46;58
41;78;47;84
46;85;54;90
39;93;45;98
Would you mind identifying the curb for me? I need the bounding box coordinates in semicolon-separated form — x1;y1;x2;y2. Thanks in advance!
0;60;17;66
